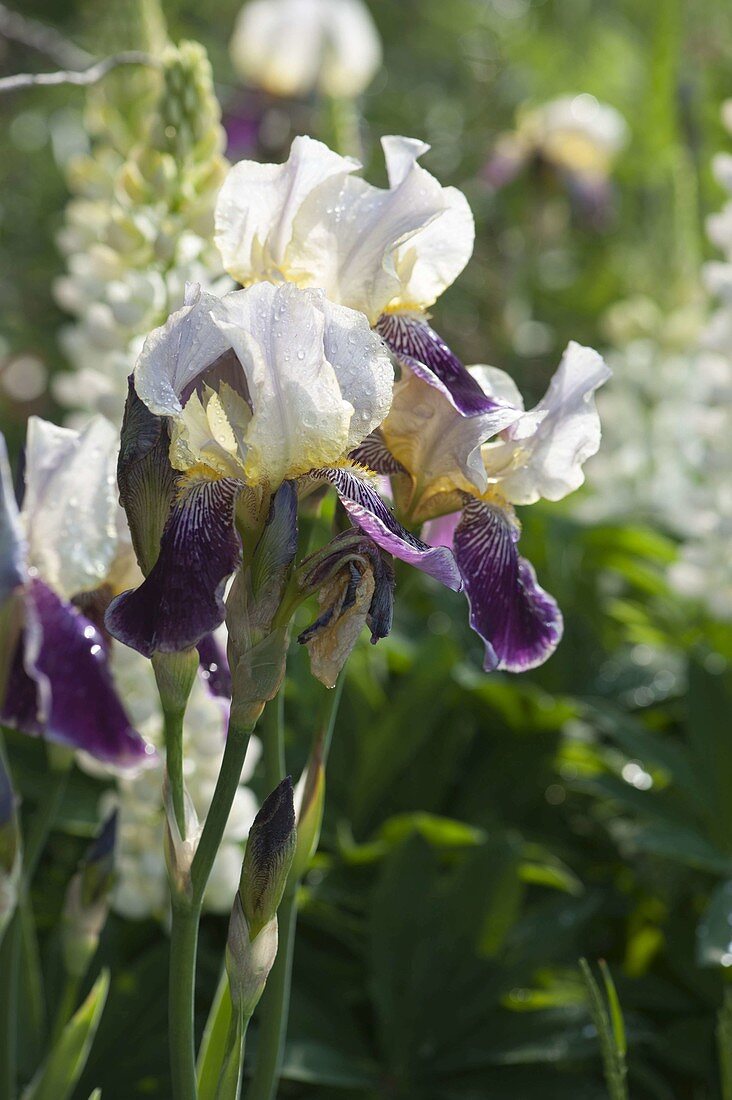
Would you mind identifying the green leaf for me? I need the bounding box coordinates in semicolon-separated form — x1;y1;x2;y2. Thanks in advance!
197;968;233;1100
22;970;110;1100
630;821;732;874
280;1039;380;1088
579;959;628;1100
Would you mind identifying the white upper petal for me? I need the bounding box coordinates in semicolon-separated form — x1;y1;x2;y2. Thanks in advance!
484;342;611;504
215;135;473;321
211;283;393;485
230;0;382;99
468;364;525;410
22;416;120;598
215;136;357;285
134;284;231;416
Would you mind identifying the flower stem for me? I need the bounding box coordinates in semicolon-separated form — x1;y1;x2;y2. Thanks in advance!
163;703;187;839
168;717;257;1100
169;902;200;1100
244;888;296;1100
246;677;344;1100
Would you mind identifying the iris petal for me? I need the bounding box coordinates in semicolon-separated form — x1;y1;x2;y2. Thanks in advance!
308;467;461;591
453;498;563;672
377;312;516;419
2;580;151;766
106;474;242;657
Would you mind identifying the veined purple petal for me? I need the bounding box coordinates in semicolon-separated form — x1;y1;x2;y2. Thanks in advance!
376;312;511;418
349;430;406;476
309;467;461;591
1;580;152;766
106;475;243;657
454;498;563;672
196;633;232;699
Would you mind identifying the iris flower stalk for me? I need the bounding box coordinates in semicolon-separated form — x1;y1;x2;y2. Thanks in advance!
105;274;456;1097
103;123;607;1096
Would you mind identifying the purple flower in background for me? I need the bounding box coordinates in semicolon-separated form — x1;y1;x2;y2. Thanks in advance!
0;420;153;767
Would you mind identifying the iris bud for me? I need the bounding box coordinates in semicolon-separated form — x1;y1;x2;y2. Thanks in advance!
240;777;296;941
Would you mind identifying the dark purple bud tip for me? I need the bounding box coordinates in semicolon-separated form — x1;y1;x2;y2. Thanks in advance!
241;775;296;938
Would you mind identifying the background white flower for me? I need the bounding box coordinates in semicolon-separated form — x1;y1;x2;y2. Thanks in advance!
99;643;260;921
230;0;382;99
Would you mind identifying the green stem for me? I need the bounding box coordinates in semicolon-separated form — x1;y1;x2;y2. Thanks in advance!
163;703;187;840
244;889;297;1100
246;679;345;1100
718;983;732;1100
262;690;285;787
168;719;257;1100
0;916;20;1100
169;902;200;1100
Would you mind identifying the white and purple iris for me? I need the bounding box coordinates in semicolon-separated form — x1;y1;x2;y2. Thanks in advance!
105;133;609;676
376;343;611;670
105;281;460;660
0;419;153;766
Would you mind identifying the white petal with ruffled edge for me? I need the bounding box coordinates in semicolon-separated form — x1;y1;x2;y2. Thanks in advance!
215;136;356;285
483;341;611;505
215;135;474;322
22;416;120;599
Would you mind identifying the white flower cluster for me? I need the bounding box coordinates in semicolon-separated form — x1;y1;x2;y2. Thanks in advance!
669;108;732;617
581;108;732;619
100;644;260;920
54;40;229;426
580;295;711;536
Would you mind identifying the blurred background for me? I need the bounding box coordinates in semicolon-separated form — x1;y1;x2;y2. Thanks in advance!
1;0;732;1096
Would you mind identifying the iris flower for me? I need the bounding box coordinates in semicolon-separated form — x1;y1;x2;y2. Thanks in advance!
0;419;152;766
230;0;382;100
377;343;611;671
105;281;460;658
214;134;492;419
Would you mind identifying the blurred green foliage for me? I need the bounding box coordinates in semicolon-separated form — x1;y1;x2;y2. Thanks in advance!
2;0;732;1097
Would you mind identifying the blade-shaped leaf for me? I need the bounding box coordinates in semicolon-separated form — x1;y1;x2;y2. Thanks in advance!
22;970;110;1100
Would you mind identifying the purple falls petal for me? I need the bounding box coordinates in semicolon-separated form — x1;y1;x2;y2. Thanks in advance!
454;498;563;673
309;467;462;591
376;312;509;418
349;430;406;476
106;475;243;657
196;633;232;699
1;580;152;766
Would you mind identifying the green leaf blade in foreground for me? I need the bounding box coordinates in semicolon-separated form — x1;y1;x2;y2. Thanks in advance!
21;970;110;1100
198;969;233;1100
